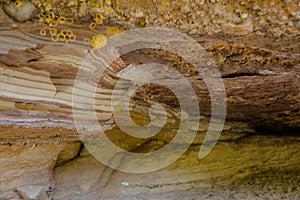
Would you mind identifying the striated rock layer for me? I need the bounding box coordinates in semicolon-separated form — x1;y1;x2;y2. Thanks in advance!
0;0;299;199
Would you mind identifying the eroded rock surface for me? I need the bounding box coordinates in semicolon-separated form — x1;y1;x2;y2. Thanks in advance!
0;142;82;199
53;136;300;200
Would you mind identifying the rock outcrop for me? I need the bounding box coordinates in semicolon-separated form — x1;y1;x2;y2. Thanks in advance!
0;0;299;199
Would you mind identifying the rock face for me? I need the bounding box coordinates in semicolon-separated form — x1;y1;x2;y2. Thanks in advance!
0;0;299;199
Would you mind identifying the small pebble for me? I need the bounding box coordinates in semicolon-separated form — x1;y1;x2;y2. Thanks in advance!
273;30;282;37
121;181;130;187
252;5;261;11
235;9;241;14
287;21;294;27
241;13;248;19
199;0;205;5
134;10;144;18
270;8;278;13
181;5;190;14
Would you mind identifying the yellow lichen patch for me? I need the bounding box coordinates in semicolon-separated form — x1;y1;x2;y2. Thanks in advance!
60;29;68;36
37;13;45;22
39;28;47;36
49;28;57;36
89;22;97;29
115;8;121;14
106;26;124;36
43;2;52;12
95;3;104;10
83;37;90;44
59;16;67;24
66;18;74;25
105;8;113;15
161;0;168;11
34;0;117;45
140;18;146;26
68;34;76;42
49;21;58;28
90;34;107;49
51;34;59;42
14;0;22;9
53;15;59;22
37;10;78;44
58;33;65;42
37;11;75;27
58;29;76;43
39;26;76;44
94;14;104;24
91;1;113;21
105;0;112;6
44;14;52;24
67;30;73;36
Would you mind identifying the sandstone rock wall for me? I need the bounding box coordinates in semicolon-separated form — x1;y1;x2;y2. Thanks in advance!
0;0;299;199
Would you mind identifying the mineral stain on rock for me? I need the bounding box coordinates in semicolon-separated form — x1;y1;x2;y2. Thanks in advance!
2;0;36;22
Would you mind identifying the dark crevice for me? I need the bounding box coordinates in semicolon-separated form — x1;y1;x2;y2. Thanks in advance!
253;125;300;136
222;72;258;79
27;58;40;63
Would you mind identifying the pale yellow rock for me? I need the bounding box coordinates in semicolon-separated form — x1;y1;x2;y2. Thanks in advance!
90;34;107;49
